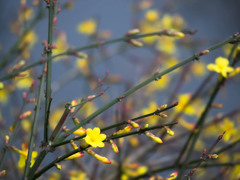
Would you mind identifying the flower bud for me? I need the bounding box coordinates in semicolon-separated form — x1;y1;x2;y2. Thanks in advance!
207;154;218;159
164;126;174;136
55;163;61;170
162;29;185;38
141;124;149;130
198;50;210;56
19;110;32;120
86;149;111;164
127;39;143;47
109;140;119;153
113;126;133;136
125;29;140;36
158;104;167;110
127;120;140;129
0;170;6;178
72;116;80;125
73;127;86;136
144;131;163;143
158;113;168;118
5;135;9;144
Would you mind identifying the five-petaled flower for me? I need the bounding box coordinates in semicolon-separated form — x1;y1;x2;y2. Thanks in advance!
84;127;106;148
207;57;234;78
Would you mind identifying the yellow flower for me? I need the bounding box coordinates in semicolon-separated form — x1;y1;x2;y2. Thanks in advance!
155;37;176;54
207;57;234;78
191;61;206;77
11;143;38;168
175;94;195;115
84;127;106;148
220;118;237;142
0;89;9;104
14;70;33;89
52;32;69;60
145;10;159;22
141;101;159;124
77;19;97;35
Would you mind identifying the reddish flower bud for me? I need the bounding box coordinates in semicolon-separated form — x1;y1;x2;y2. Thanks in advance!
109;140;119;153
144;131;163;143
19;111;32;120
127;120;140;129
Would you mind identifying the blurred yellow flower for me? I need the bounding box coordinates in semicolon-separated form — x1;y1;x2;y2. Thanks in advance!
155;37;176;54
0;89;9;104
11;143;38;168
220;118;237;142
84;127;106;148
191;61;206;77
14;70;33;89
207;57;234;78
145;10;159;22
77;19;97;35
52;32;69;60
19;31;38;59
141;101;159;124
175;94;194;115
69;170;88;180
76;58;90;76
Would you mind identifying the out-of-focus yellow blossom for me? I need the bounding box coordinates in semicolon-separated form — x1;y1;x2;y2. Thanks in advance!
84;127;106;148
145;9;159;22
220;118;237;142
22;119;31;132
52;32;69;60
141;101;159;124
14;70;33;89
0;89;9;104
48;171;61;180
0;82;4;89
129;136;139;147
69;170;88;180
122;164;148;179
223;44;240;57
175;94;195;115
207;57;234;78
77;19;97;35
191;61;206;77
80;101;97;117
179;118;195;130
161;14;173;29
50;108;63;130
19;8;34;22
228;67;240;78
194;139;206;151
11;143;38;168
19;31;38;59
155;37;176;54
146;74;170;93
76;58;90;76
230;154;240;179
139;20;161;44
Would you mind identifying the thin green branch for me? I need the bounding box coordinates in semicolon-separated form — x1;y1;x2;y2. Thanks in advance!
44;0;55;144
23;71;45;179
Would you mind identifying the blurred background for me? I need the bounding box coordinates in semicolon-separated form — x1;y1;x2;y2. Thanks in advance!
0;0;240;179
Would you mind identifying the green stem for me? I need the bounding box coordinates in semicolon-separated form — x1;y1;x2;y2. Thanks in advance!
44;0;55;144
23;72;45;179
